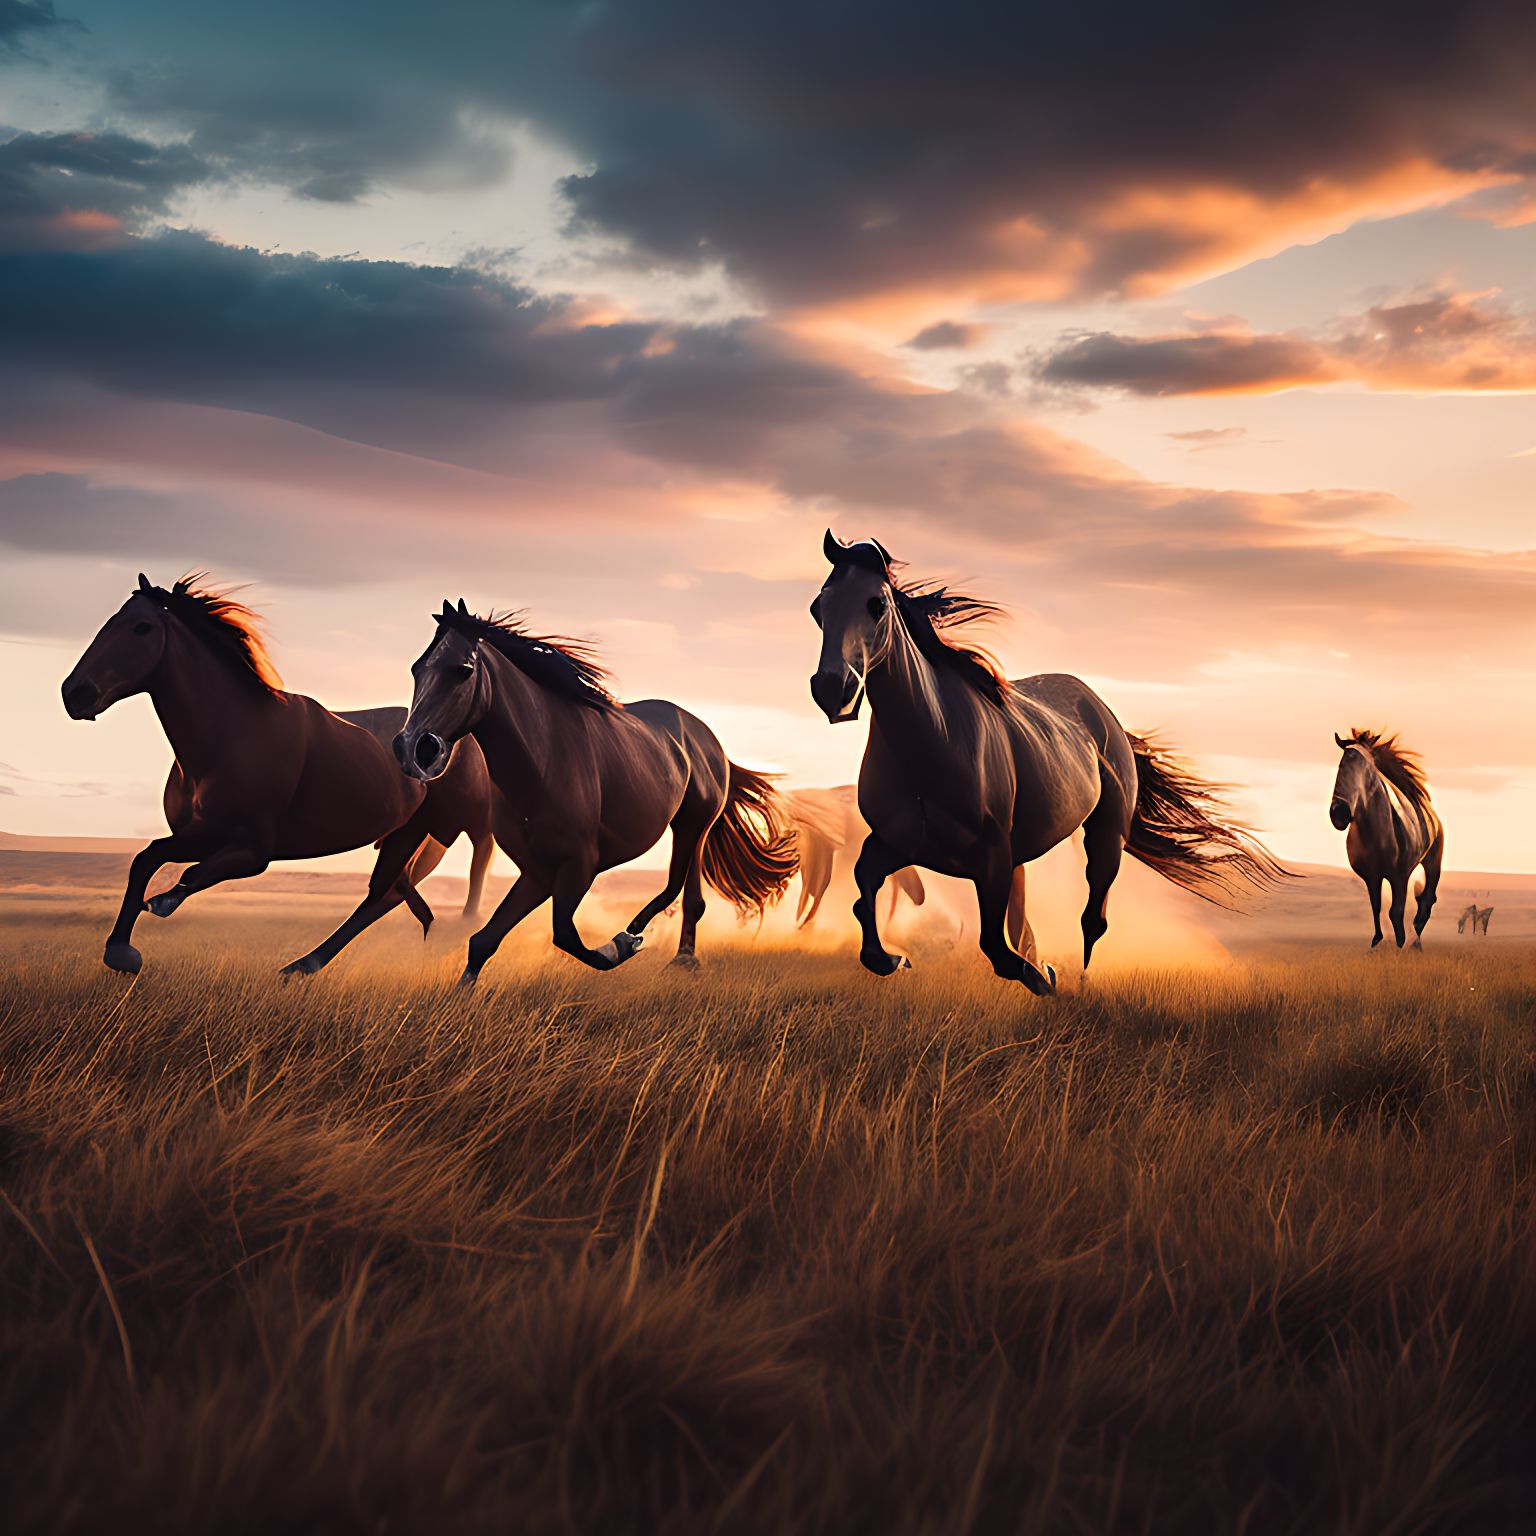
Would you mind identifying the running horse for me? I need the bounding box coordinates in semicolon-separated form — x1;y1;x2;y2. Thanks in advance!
809;533;1287;990
1329;730;1443;949
61;574;496;975
392;601;797;982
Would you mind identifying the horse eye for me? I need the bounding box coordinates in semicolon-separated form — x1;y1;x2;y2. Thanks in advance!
452;662;474;681
808;596;823;628
132;622;153;636
867;595;887;620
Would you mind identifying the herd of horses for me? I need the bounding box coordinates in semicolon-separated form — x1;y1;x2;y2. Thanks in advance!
58;533;1451;986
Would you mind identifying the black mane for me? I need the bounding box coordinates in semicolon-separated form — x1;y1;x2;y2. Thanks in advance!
436;606;617;710
140;573;283;694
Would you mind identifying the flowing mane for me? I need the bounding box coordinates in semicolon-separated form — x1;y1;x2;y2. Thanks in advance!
436;605;618;710
891;578;1011;704
1341;728;1432;810
143;573;283;694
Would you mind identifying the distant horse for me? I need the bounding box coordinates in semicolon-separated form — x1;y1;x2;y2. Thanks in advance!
62;574;496;975
392;601;797;982
1457;903;1492;936
809;533;1286;990
785;785;925;928
1329;729;1443;949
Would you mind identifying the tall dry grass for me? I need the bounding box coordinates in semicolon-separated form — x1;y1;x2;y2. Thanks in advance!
0;905;1533;1533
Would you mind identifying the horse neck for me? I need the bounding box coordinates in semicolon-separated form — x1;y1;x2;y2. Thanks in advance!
866;618;961;765
470;650;567;791
148;621;279;777
1352;761;1401;845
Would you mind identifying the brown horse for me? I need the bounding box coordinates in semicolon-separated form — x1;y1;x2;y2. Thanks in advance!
61;574;496;975
785;785;925;929
1330;729;1443;949
391;601;797;982
809;533;1287;990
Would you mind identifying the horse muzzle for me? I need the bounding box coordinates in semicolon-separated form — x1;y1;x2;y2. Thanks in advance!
810;668;864;724
61;677;101;721
394;729;449;782
1329;799;1352;831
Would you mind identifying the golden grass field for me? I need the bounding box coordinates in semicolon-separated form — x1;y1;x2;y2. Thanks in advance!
2;869;1534;1533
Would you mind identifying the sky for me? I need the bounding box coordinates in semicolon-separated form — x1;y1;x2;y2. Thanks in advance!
2;0;1535;871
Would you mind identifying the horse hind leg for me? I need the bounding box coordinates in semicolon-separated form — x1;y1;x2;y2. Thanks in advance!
621;812;710;970
672;853;706;969
1080;805;1125;971
1411;833;1443;950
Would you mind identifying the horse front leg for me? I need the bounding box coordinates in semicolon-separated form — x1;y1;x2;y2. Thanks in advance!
144;833;272;918
1363;876;1385;949
460;871;551;986
1387;878;1409;949
280;824;428;976
978;860;1055;995
551;861;642;972
103;832;210;973
853;835;911;975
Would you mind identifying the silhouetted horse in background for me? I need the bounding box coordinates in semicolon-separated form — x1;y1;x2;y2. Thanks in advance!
785;785;925;929
1330;730;1443;948
393;601;796;983
810;533;1287;990
62;575;496;975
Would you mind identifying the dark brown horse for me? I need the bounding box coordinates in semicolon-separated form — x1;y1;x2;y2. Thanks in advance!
62;575;496;975
391;601;796;983
809;533;1287;990
1330;729;1443;949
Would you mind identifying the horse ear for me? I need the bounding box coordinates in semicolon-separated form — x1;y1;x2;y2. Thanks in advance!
824;528;844;565
137;572;152;592
1334;733;1351;750
457;598;469;616
871;538;894;566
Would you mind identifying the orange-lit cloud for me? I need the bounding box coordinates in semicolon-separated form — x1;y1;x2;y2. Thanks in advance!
1037;291;1536;397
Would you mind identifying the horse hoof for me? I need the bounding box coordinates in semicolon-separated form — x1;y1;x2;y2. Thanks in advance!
144;889;184;919
279;955;322;978
458;968;479;990
860;949;910;977
103;943;142;975
1023;962;1057;996
598;932;645;966
670;951;702;971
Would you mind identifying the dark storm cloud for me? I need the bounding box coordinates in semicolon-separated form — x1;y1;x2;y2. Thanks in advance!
0;231;658;444
24;0;1536;303
0;0;78;44
1036;332;1332;395
0;129;213;248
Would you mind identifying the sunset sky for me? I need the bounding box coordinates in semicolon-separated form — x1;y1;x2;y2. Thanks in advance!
3;1;1536;871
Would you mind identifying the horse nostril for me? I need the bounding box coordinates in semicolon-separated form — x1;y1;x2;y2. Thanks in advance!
414;732;444;771
1330;800;1352;830
62;680;99;719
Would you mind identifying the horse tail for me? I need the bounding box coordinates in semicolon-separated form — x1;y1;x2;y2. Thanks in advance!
702;763;799;919
1123;732;1293;906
